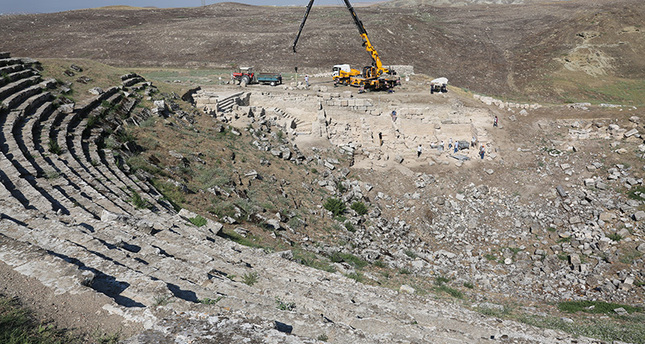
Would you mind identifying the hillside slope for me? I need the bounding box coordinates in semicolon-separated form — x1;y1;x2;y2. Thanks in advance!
0;0;643;103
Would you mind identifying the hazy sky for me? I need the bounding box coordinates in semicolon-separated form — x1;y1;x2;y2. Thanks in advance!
1;0;380;14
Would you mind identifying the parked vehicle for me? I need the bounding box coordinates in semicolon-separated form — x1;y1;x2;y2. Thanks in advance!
430;77;448;94
256;73;282;86
232;67;282;86
232;66;255;85
293;0;399;91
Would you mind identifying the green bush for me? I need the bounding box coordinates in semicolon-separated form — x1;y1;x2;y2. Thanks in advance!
242;272;259;286
199;296;225;305
607;233;622;242
350;201;368;215
323;197;346;217
373;260;386;268
189;215;207;227
627;186;645;201
404;250;417;259
130;190;149;209
48;138;62;155
329;252;368;269
436;285;463;299
345;272;364;283
434;276;451;285
292;249;336;273
275;297;296;311
344;221;355;232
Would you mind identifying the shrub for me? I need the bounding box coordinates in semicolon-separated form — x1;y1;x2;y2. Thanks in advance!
153;295;173;306
242;272;259;286
189;215;207;227
130;190;149;209
199;296;225;305
607;233;622;242
373;260;386;268
434;276;451;285
463;281;475;289
48;138;62;155
344;221;355;232
627;186;645;201
557;236;571;243
330;252;368;269
323;197;346;217
345;272;364;283
404;250;418;259
350;201;368;215
275;297;296;311
436;285;463;299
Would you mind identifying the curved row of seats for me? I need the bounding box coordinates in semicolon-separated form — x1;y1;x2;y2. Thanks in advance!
0;54;175;219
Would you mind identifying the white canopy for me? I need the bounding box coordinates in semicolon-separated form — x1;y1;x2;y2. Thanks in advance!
431;77;448;85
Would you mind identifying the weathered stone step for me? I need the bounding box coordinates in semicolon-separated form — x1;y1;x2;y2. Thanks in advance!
0;157;51;212
0;75;39;102
122;77;145;87
75;87;120;116
0;70;35;89
14;92;51;118
102;148;167;206
72;120;134;207
0;58;21;68
28;141;112;219
40;113;132;216
0;220;157;307
87;133;150;206
0;63;26;76
2;84;43;110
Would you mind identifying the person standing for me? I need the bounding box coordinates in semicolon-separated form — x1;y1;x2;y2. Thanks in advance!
454;140;459;153
417;144;422;158
439;140;444;152
494;116;498;127
471;136;476;148
448;138;453;150
480;145;485;159
305;75;310;87
391;110;397;122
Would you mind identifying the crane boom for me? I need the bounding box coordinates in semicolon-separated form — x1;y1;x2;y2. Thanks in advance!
292;0;315;53
292;0;397;90
340;0;383;70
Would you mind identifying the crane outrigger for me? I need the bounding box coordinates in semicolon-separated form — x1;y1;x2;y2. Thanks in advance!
292;0;399;91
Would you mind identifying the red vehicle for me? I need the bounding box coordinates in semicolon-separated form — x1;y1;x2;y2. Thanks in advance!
232;67;255;85
231;67;283;86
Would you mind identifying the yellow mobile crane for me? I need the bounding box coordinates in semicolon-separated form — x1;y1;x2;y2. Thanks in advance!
292;0;399;91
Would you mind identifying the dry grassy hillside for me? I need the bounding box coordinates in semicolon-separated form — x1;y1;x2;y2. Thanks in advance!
0;0;643;103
